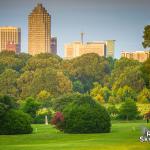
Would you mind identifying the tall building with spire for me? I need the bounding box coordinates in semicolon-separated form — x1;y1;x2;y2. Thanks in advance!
28;3;51;55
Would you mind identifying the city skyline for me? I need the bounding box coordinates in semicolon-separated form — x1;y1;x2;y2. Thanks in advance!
0;0;150;58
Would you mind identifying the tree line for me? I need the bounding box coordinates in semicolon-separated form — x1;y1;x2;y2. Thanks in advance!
0;51;149;103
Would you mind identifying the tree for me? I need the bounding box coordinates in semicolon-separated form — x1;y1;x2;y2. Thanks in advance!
110;58;141;90
90;82;111;103
107;105;119;119
37;90;53;107
119;98;139;120
112;66;145;92
73;80;84;93
141;58;150;88
116;86;137;102
137;88;150;103
30;68;72;97
52;93;81;112
0;51;30;73
0;69;19;97
17;68;72;98
62;95;111;133
34;108;52;124
0;110;33;135
63;53;111;92
0;95;17;116
23;53;62;71
51;112;64;130
142;25;150;48
0;95;33;135
22;97;40;119
17;71;34;98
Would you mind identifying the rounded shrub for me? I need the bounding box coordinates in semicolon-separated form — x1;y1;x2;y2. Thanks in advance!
62;94;111;133
52;93;81;112
0;110;33;135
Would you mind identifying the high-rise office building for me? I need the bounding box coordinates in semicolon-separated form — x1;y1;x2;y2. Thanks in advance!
51;37;57;54
0;26;21;53
121;50;150;62
106;40;115;58
28;3;51;55
64;40;115;59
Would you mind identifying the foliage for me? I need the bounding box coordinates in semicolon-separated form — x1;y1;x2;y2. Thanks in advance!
90;82;111;103
34;108;52;124
141;58;150;88
144;111;150;119
63;53;112;92
22;97;40;119
72;80;84;93
0;69;19;97
107;105;119;119
37;90;53;107
23;53;62;71
62;95;111;133
137;88;150;103
30;69;72;97
52;93;81;112
142;25;150;48
119;98;139;120
51;112;64;130
0;51;30;73
0;52;149;106
0;109;33;135
137;103;150;116
0;95;17;116
110;58;144;92
112;66;145;92
17;71;34;98
115;86;137;102
0;95;32;135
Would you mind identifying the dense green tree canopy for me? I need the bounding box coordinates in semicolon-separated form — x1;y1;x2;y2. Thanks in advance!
110;58;144;92
142;25;150;48
119;98;139;120
63;53;112;92
0;69;19;97
141;58;150;88
23;53;62;71
0;52;149;103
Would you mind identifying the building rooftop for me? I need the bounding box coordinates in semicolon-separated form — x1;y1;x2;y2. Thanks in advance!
29;3;49;15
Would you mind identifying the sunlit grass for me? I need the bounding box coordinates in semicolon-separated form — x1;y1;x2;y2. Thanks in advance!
0;121;149;150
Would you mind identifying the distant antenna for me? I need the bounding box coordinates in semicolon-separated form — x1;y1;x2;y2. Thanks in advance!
80;32;84;44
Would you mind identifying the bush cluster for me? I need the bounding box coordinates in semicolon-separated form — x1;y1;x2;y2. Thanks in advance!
51;94;111;133
0;95;33;135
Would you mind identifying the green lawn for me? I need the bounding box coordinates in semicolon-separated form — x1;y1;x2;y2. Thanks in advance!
0;121;150;150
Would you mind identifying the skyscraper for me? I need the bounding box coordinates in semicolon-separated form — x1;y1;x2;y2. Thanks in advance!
106;40;115;58
51;37;57;54
28;3;51;55
0;26;21;53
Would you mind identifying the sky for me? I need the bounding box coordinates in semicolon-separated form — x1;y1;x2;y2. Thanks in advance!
0;0;150;58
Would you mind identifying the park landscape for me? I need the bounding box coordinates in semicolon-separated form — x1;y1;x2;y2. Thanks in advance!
0;46;150;149
0;25;150;149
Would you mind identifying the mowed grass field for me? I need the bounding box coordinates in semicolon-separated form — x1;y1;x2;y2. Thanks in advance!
0;121;149;150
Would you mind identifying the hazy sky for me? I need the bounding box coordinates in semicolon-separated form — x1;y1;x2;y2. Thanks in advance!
0;0;150;58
